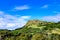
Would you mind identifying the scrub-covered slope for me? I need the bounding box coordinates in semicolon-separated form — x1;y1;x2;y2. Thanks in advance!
0;20;60;40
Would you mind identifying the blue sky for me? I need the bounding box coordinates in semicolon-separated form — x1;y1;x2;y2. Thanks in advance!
0;0;60;30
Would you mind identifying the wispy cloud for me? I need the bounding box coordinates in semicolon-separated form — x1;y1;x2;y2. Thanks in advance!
53;11;60;13
41;13;60;22
41;5;48;8
0;11;31;30
14;5;30;11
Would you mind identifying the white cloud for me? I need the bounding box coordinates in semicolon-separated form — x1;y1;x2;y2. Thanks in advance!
41;5;48;8
14;5;30;10
41;13;60;22
21;16;31;19
0;11;4;15
0;11;31;30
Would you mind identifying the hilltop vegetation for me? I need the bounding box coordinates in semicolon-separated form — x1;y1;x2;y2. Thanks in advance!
0;20;60;40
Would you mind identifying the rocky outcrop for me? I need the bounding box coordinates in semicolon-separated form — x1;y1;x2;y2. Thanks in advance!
0;36;4;40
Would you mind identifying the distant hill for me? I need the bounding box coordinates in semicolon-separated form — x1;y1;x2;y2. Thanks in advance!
0;20;60;40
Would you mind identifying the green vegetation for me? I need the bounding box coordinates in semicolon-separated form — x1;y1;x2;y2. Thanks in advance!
0;20;60;40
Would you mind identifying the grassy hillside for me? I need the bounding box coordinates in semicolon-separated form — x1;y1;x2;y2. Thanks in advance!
0;20;60;40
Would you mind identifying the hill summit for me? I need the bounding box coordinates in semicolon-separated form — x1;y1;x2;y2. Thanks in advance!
25;20;47;28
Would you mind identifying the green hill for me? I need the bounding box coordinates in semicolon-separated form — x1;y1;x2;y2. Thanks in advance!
0;20;60;40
